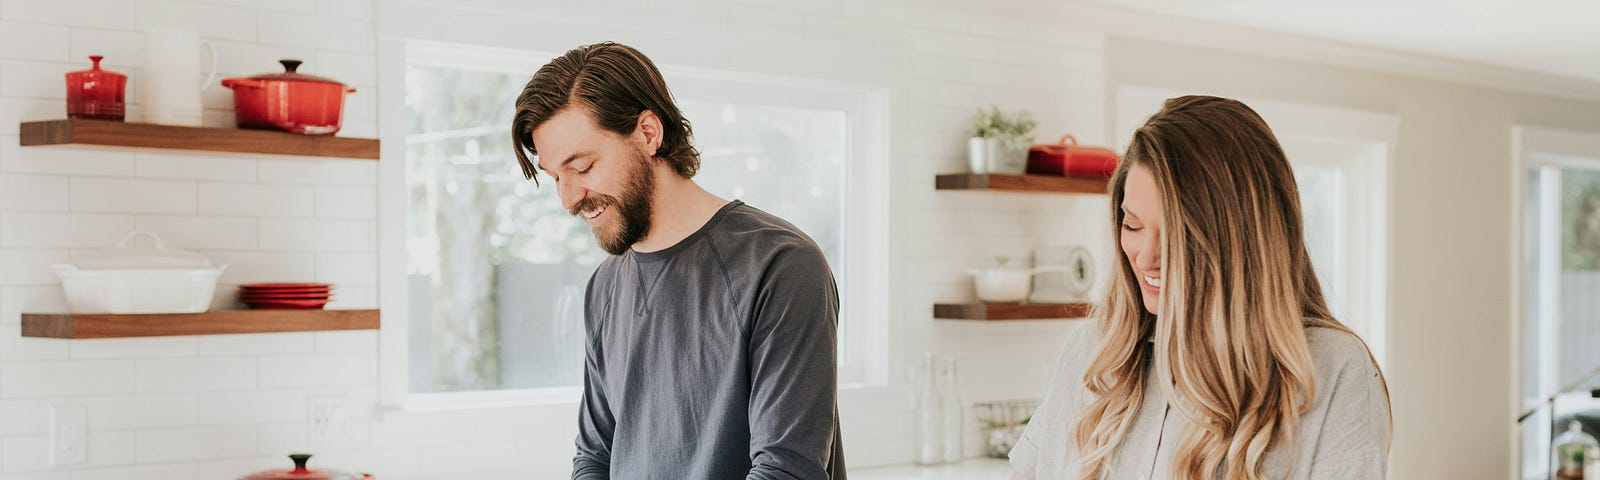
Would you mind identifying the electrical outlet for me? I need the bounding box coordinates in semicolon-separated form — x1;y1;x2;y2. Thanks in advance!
50;405;87;466
308;395;347;443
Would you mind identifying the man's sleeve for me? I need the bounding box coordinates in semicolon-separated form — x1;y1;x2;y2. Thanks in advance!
745;248;842;480
574;274;616;480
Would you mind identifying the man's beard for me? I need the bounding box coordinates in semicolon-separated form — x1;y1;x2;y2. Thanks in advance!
571;151;654;255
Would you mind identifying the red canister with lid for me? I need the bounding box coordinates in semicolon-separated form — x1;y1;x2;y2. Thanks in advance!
65;55;127;121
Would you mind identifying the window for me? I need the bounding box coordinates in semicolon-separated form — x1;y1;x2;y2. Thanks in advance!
1516;129;1600;480
401;43;887;404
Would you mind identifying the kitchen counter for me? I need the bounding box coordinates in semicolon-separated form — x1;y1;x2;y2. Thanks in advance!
851;458;1014;480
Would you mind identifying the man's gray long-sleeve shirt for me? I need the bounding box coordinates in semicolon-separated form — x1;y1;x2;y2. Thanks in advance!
572;200;847;480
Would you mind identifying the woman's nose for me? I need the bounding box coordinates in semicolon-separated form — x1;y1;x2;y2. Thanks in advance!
1135;231;1161;271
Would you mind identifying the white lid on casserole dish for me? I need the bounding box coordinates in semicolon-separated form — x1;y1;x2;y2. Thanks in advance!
67;230;217;269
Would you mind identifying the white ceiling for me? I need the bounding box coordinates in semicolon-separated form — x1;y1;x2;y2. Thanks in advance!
1081;0;1600;82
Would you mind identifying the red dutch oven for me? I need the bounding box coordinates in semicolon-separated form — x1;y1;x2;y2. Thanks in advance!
221;59;356;135
1025;134;1120;178
240;453;373;480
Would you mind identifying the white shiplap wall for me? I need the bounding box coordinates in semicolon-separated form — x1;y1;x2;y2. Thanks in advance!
0;0;1111;477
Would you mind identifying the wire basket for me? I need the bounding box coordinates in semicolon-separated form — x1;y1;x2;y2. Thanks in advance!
974;398;1039;458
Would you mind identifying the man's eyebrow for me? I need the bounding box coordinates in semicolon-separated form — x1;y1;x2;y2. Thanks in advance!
539;151;594;174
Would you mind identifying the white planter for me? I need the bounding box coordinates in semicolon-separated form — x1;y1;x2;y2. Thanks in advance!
967;137;1027;175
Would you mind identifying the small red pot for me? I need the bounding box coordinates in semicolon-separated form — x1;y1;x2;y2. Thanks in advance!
65;55;127;121
221;59;356;135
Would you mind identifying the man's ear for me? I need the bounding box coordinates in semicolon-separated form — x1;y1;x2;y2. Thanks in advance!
635;110;664;157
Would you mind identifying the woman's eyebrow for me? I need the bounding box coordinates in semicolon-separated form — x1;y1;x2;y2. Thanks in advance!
1121;208;1140;221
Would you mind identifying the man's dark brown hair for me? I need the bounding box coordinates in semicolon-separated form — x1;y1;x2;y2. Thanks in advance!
511;42;700;184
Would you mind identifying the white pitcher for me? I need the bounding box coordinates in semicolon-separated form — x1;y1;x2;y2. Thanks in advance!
140;28;218;127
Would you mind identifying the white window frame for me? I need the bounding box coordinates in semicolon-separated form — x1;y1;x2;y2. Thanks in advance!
1115;85;1397;369
378;40;890;412
1510;125;1600;478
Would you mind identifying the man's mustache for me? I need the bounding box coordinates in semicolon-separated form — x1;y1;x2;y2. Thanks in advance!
570;195;619;217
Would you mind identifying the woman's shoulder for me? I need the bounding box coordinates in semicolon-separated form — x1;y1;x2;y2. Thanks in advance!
1302;324;1379;372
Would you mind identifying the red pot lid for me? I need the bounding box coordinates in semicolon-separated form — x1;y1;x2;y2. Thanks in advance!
245;59;345;85
241;454;368;480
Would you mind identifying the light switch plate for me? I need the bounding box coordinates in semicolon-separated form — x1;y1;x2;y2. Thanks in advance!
50;405;87;466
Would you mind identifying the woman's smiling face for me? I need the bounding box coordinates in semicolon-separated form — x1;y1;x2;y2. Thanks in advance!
1119;163;1164;315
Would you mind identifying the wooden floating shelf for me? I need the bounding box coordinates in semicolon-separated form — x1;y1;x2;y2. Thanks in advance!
935;173;1108;194
934;302;1093;321
21;309;379;339
20;118;379;159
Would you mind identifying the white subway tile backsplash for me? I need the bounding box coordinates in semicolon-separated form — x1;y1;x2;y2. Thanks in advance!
133;215;256;250
257;353;373;388
312;186;374;219
134;0;257;42
68;336;198;359
0;323;69;361
309;51;374;87
203;252;314;285
1;435;48;473
315;0;372;20
256;11;373;53
194;457;284;480
257;219;371;252
195;332;315;356
135;426;257;463
135;153;256;182
200;0;315;14
0;397;60;436
314;253;374;285
256;422;308;456
0;137;135;176
256;159;374;186
417;442;520;475
196;389;310;425
0;97;65;135
0;285;67;325
84;431;138;468
322;285;374;310
75;393;197;430
68;28;145;69
1;212;133;248
197;183;313;218
0;0;135;30
0;249;71;286
1;360;136;398
0;60;74;100
313;330;375;353
0;173;69;212
0;21;69;62
67;463;199;480
69;178;196;214
135;357;256;392
204;41;319;81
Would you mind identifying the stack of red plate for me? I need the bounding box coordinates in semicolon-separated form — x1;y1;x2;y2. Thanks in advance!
239;283;333;309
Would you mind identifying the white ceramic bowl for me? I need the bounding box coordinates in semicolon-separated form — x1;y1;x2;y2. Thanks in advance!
52;264;226;314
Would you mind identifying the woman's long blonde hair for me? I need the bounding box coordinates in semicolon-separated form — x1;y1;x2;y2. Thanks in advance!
1072;96;1390;480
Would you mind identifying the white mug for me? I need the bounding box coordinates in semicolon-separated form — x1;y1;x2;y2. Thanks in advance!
140;28;217;127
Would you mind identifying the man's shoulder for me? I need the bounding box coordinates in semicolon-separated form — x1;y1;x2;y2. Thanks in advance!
711;202;826;259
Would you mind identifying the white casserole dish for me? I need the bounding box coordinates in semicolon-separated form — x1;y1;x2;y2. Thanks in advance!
52;230;227;314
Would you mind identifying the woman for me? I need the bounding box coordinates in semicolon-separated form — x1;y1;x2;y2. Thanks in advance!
1009;96;1391;480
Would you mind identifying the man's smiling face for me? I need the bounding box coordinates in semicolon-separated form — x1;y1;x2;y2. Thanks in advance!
531;108;656;255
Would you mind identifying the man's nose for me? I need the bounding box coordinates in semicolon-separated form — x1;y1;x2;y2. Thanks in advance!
558;179;586;212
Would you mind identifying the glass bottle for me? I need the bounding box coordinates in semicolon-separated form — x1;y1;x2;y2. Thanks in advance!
941;356;964;464
1555;420;1599;479
914;353;943;466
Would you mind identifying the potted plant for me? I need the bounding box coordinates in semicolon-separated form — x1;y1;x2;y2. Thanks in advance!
968;105;1036;175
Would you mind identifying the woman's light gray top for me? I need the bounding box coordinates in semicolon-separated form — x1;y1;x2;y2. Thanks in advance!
1009;321;1390;480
